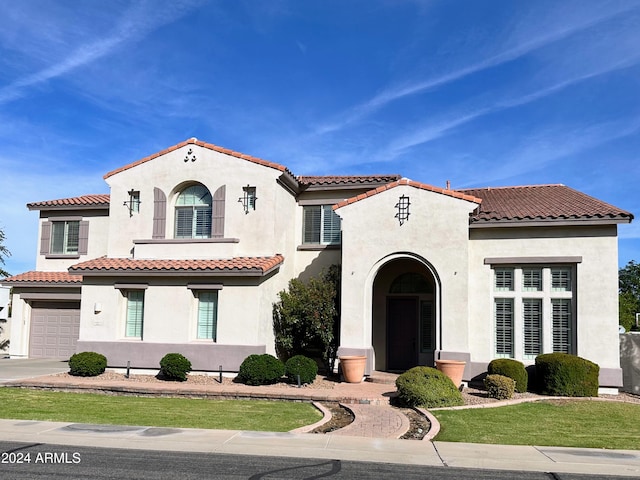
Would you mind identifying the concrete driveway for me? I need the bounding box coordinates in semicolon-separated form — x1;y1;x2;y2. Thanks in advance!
0;358;68;383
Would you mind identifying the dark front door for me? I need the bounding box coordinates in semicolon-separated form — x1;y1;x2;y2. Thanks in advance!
387;297;418;371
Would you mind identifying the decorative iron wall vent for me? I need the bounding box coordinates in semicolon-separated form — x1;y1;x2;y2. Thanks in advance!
395;195;410;225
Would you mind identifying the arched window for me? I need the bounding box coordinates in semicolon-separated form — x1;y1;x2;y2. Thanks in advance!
389;272;432;294
175;185;212;238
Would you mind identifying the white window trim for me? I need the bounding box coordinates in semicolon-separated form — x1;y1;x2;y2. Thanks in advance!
492;266;575;360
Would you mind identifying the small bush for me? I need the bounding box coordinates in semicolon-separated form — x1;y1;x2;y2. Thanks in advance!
488;358;528;393
237;354;285;386
284;355;318;384
535;353;599;397
159;353;192;382
395;366;464;408
484;374;516;400
69;351;107;377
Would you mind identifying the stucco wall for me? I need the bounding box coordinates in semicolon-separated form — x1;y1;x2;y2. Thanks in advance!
468;225;621;372
336;186;479;360
105;144;290;259
35;209;109;272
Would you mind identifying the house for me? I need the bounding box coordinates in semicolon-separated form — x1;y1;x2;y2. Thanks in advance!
2;138;633;389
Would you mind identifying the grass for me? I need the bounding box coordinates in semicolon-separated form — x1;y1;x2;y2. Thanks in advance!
432;400;640;450
0;388;322;432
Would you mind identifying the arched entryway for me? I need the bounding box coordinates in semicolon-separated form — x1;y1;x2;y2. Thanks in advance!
372;257;438;372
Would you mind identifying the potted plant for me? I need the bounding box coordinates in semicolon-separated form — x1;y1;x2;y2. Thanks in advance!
339;355;366;383
435;359;466;388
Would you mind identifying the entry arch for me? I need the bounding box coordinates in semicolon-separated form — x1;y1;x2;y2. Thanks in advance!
366;252;441;372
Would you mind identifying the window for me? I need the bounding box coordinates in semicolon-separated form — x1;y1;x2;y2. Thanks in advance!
523;298;542;357
552;268;571;292
492;265;575;359
552;299;572;353
522;268;542;292
51;221;80;255
175;185;212;239
494;268;514;291
495;298;514;357
125;290;144;338
302;205;341;245
420;301;434;353
197;291;218;341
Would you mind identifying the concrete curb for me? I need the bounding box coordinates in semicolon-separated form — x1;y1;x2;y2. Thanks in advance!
415;407;440;441
289;401;332;434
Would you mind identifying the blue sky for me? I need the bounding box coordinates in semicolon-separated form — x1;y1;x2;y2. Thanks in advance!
0;0;638;275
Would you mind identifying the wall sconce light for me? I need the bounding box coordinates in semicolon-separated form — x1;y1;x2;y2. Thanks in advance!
94;302;102;314
123;189;140;217
395;195;410;226
238;185;257;214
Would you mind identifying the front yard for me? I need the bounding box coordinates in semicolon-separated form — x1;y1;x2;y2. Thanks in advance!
432;399;640;450
0;388;321;432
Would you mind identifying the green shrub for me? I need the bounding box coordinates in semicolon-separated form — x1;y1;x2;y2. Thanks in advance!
237;354;285;386
284;355;318;384
159;353;192;382
395;366;464;408
488;358;528;393
69;351;107;377
484;374;516;400
535;353;599;397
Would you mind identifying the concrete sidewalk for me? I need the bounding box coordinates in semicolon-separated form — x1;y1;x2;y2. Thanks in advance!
1;419;639;477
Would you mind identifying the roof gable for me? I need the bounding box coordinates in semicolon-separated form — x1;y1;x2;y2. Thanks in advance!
103;138;290;180
333;178;482;210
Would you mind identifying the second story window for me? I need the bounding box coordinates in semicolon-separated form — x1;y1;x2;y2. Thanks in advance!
51;220;80;255
303;205;341;245
175;185;212;239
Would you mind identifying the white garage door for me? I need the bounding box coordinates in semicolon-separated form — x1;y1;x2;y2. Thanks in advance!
29;303;80;359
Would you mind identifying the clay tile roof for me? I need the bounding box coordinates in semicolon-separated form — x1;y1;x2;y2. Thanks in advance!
458;184;634;224
297;175;401;187
333;178;482;210
103;138;290;179
27;194;110;210
68;255;284;277
1;271;82;286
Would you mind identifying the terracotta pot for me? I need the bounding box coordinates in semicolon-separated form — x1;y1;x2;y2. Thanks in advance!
435;359;466;388
339;355;366;383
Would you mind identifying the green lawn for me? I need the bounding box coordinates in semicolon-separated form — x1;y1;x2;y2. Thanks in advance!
432;400;640;450
0;388;322;432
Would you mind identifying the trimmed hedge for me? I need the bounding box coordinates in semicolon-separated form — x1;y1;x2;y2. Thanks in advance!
69;351;107;377
159;353;192;382
488;358;528;393
395;366;464;408
237;354;285;386
284;355;318;384
484;374;515;400
535;353;599;397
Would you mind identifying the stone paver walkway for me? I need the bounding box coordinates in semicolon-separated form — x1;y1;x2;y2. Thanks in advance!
329;404;410;438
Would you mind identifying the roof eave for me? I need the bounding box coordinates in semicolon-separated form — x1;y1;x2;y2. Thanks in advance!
68;268;278;277
27;204;110;211
469;217;633;228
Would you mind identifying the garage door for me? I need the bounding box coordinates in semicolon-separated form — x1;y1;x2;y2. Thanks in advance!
29;302;80;359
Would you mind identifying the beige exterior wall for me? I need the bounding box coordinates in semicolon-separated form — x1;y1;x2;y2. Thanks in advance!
468;225;621;370
35;210;109;272
104;144;292;259
336;186;479;367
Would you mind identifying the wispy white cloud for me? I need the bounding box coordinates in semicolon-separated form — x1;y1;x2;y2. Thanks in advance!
315;2;639;136
0;1;205;105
